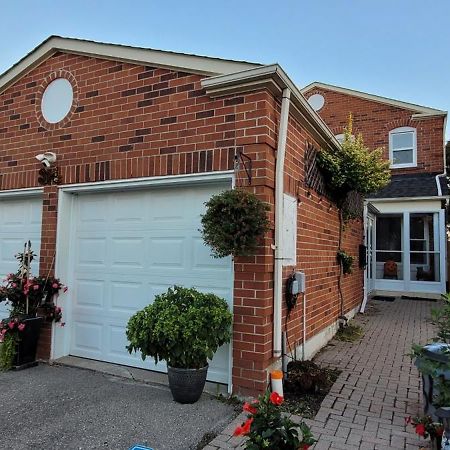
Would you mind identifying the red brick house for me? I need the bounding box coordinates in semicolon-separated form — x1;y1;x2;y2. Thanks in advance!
0;36;442;396
302;83;448;307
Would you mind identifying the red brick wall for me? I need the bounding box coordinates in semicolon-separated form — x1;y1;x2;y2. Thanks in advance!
0;51;364;395
303;87;445;175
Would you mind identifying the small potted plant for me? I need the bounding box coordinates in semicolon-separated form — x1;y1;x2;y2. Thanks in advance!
126;286;232;403
0;242;67;369
234;390;316;449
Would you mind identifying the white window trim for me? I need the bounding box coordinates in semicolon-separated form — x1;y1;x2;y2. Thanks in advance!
389;126;417;168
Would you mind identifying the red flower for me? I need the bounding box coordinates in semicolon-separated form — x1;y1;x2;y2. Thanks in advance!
234;418;254;436
52;282;59;289
436;426;444;437
8;321;15;330
301;446;310;450
243;401;258;415
269;391;283;406
18;323;25;332
415;423;426;437
33;284;39;290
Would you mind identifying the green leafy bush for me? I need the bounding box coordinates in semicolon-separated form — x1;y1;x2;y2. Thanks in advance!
126;286;232;369
336;250;354;275
317;116;390;204
201;189;270;258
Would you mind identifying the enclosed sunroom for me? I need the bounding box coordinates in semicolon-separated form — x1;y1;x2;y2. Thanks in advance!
364;173;448;301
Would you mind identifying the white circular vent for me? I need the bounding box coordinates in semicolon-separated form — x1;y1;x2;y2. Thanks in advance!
307;93;325;111
41;78;74;123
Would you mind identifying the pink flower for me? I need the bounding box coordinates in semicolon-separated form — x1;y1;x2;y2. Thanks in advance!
33;284;39;290
1;328;7;335
18;323;25;331
52;283;59;289
11;283;17;288
8;321;15;330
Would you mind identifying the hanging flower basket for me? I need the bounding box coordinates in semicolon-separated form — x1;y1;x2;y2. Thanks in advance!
200;189;270;258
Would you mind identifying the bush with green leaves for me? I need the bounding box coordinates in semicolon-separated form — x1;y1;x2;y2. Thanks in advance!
317;116;390;205
336;250;354;275
126;286;232;369
201;188;270;258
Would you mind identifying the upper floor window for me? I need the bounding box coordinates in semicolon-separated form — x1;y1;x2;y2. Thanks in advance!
389;127;417;168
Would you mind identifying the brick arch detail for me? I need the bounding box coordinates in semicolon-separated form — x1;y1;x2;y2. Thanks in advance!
35;69;79;131
385;117;415;132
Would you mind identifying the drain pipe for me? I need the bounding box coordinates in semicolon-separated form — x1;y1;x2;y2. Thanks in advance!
273;88;291;358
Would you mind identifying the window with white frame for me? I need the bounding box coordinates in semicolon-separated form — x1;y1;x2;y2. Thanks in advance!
389;127;417;168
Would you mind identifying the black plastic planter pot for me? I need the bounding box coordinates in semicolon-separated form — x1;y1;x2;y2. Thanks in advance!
167;365;208;404
14;316;43;368
415;343;450;420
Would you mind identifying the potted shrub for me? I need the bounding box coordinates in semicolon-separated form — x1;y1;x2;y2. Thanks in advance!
412;293;450;419
234;391;316;449
0;243;67;369
126;286;232;403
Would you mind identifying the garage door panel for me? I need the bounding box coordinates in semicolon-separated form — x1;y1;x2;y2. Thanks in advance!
76;279;105;308
77;238;107;267
72;320;103;355
70;183;232;384
110;281;147;312
111;237;145;268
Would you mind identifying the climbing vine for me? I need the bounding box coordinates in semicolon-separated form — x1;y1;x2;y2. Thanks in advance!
317;115;390;314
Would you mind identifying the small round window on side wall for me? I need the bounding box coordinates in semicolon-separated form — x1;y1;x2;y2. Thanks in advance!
307;93;325;112
41;78;74;124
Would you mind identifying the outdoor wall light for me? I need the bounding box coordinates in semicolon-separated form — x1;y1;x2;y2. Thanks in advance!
35;152;60;185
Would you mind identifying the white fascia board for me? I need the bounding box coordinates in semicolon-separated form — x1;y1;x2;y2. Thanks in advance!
366;195;449;203
0;36;261;94
302;82;447;118
202;64;341;152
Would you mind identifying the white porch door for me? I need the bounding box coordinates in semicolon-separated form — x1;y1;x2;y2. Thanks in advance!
0;197;42;319
68;183;233;384
366;214;375;294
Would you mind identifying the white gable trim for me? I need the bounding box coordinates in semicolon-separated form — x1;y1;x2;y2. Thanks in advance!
302;82;447;118
0;36;261;94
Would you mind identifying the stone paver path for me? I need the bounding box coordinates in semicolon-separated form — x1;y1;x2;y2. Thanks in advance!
206;298;437;450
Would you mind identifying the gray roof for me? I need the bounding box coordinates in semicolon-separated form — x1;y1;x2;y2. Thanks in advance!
367;173;448;199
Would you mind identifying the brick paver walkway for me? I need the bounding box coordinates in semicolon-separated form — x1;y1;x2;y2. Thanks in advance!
205;298;437;450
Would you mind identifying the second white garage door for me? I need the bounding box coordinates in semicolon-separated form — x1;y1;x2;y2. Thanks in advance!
69;182;233;383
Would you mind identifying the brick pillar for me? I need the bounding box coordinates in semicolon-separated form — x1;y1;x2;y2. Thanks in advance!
36;184;58;360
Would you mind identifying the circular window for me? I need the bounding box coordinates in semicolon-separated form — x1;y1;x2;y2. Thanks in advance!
41;78;74;124
307;93;325;111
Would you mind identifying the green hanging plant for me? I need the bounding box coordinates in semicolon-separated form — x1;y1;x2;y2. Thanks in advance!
201;188;270;258
337;250;354;275
0;333;17;370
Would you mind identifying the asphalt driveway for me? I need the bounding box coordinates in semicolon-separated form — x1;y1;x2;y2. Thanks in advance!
0;364;236;450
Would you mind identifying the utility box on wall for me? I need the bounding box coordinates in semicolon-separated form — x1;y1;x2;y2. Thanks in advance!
282;194;297;266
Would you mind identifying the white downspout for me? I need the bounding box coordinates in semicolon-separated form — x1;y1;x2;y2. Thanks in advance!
273;88;291;358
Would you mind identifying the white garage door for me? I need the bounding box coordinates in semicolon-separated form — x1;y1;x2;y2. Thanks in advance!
0;196;42;319
69;183;233;383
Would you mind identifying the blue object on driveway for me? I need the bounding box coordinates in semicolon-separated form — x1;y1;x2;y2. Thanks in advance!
129;446;154;450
